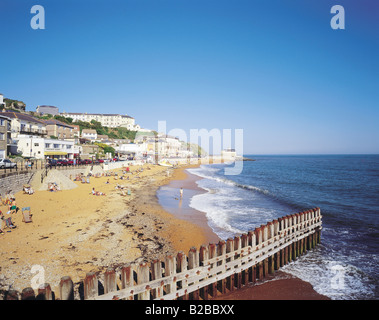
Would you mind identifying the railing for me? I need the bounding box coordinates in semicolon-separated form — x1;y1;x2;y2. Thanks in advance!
5;208;322;300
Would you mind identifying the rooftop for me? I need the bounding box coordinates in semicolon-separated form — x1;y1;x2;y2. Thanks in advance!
82;129;97;134
42;119;74;129
0;111;46;125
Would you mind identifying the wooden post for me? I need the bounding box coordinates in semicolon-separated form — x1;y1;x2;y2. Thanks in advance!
188;247;200;300
299;213;304;255
164;255;177;298
241;233;249;285
104;267;117;295
176;251;188;300
233;236;242;289
295;213;301;259
4;289;19;300
273;220;280;270
262;225;269;277
267;223;275;274
217;240;226;295
59;276;74;300
21;287;35;300
137;262;150;300
248;231;256;283
284;217;289;265
84;272;98;299
38;283;53;300
286;216;292;263
226;238;235;291
278;218;285;267
199;244;209;300
120;264;134;300
255;227;264;280
151;260;163;299
208;243;217;298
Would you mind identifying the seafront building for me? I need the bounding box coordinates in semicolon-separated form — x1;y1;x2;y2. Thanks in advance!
0;114;12;158
16;136;77;159
0;102;195;162
42;119;75;140
60;112;140;130
1;111;47;155
81;129;98;141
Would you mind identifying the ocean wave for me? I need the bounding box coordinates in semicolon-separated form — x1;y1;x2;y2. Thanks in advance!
188;166;272;197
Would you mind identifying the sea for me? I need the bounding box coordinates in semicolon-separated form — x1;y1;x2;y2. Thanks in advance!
185;155;379;300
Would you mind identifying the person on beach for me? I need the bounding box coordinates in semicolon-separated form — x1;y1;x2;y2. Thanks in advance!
9;198;19;214
92;187;106;196
0;211;5;234
180;187;183;199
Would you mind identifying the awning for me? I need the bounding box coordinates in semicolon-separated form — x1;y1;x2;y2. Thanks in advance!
44;151;68;156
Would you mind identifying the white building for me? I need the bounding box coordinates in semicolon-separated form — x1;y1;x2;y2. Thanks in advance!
1;111;47;155
60;112;139;130
221;148;236;160
81;129;97;141
16;136;76;159
0;93;4;109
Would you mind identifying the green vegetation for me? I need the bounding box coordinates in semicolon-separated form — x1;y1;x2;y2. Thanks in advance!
94;142;115;157
187;143;208;157
4;98;26;110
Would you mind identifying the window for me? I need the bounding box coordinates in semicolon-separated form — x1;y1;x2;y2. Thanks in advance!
0;133;4;140
34;143;39;147
45;143;50;148
0;119;4;126
54;144;60;148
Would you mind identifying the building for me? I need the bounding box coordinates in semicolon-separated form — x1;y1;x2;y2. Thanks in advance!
81;129;97;140
80;144;100;160
156;134;183;158
221;148;236;160
117;143;145;159
0;111;47;155
96;135;109;142
42;119;75;140
36;105;59;116
16;136;76;159
0;94;5;109
0;114;11;158
60;112;139;129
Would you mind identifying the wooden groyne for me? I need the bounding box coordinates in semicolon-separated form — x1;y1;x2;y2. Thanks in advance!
4;208;322;300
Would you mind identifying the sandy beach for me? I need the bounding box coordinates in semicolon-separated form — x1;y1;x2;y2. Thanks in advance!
0;162;328;300
0;163;215;297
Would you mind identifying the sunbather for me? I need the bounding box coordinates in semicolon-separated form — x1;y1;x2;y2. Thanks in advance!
4;210;16;229
92;188;106;196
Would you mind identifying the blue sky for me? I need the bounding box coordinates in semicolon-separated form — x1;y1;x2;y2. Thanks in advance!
1;0;378;154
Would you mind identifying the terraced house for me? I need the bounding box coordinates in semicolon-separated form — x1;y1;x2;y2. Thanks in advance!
0;111;47;155
0;114;11;158
42;119;75;140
